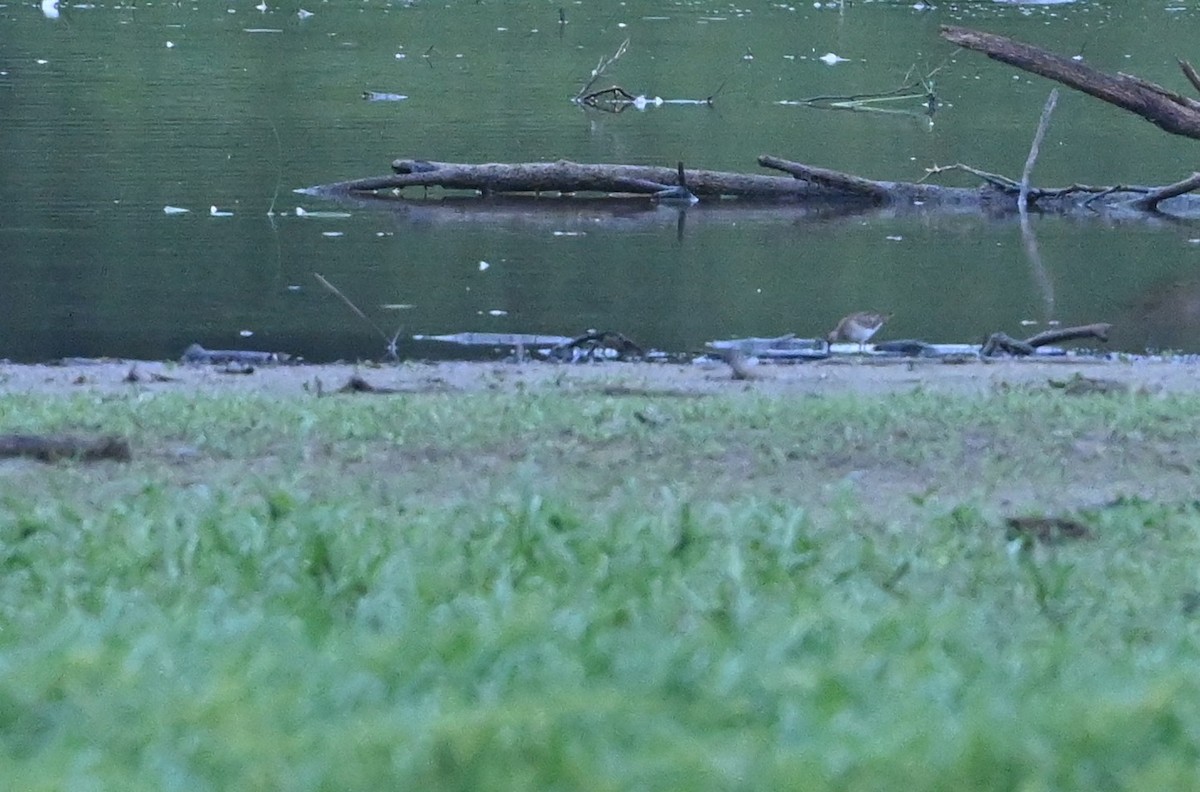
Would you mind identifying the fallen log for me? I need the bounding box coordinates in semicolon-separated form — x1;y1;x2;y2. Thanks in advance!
316;158;862;202
941;25;1200;140
302;156;1200;219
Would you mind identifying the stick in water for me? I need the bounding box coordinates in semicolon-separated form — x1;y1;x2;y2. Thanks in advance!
313;272;400;360
1018;89;1059;215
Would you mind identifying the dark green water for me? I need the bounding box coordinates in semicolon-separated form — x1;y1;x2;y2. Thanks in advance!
4;0;1200;360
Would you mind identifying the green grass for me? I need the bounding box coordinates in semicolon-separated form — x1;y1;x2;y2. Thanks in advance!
2;385;1200;789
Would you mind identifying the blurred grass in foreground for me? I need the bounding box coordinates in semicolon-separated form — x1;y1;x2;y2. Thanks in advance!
2;386;1200;789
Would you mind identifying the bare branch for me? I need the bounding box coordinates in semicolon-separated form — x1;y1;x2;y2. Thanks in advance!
575;38;630;101
1019;89;1059;214
1128;172;1200;212
314;272;391;344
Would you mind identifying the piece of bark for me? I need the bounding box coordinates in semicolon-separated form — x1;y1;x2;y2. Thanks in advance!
0;434;132;463
338;375;400;394
182;344;290;365
124;365;176;384
1005;516;1093;544
940;25;1200;139
1048;374;1129;395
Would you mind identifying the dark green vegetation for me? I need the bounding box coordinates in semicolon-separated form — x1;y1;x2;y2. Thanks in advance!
3;385;1200;788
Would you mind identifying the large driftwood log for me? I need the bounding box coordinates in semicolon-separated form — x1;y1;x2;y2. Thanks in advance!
301;156;1200;219
315;158;891;203
941;25;1200;140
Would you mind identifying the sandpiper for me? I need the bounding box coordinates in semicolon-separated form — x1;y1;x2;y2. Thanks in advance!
827;311;893;352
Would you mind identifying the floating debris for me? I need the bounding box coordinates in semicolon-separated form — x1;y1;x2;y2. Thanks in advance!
413;332;574;348
181;343;292;366
706;334;827;361
295;207;352;218
363;91;408;102
542;330;645;363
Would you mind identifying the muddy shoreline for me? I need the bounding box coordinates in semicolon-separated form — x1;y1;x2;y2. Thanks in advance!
1;356;1195;398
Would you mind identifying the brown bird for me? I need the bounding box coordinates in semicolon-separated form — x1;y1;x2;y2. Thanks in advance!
827;311;893;352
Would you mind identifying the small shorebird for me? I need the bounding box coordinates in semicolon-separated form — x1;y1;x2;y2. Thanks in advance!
827;311;893;352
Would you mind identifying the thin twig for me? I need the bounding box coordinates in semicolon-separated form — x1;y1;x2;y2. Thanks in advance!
1180;58;1200;95
313;272;396;358
575;38;630;101
790;81;926;105
920;163;1022;191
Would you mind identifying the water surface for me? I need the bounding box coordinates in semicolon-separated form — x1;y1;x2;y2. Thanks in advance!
4;0;1200;360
